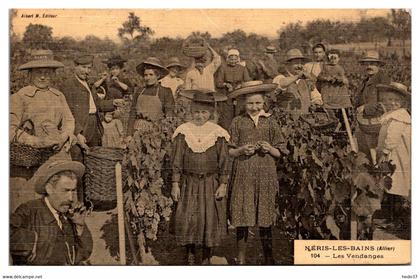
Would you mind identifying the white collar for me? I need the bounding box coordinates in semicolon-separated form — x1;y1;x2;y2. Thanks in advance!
172;121;230;153
44;197;63;229
247;110;271;127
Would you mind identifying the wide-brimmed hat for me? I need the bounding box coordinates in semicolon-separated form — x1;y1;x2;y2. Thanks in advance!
359;50;384;65
74;54;94;65
264;46;277;54
285;49;310;62
30;159;85;195
229;80;277;99
179;89;227;103
103;55;127;68
136;57;169;76
18;50;64;71
166;57;186;69
376;82;411;99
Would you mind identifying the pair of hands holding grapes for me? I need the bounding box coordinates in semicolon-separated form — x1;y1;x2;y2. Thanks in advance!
240;141;275;156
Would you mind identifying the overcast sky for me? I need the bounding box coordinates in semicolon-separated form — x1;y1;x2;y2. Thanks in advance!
12;9;390;40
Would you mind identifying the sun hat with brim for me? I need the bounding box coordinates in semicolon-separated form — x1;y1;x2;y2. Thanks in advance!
179;89;227;103
103;55;127;68
74;54;94;65
265;46;277;54
18;50;64;71
359;50;384;65
166;57;186;69
229;80;277;99
136;57;169;76
30;160;85;195
376;82;411;99
285;48;310;62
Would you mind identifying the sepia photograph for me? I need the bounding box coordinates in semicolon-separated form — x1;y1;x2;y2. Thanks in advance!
7;7;412;268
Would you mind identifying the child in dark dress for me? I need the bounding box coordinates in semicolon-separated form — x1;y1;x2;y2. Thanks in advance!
171;89;230;265
228;81;284;265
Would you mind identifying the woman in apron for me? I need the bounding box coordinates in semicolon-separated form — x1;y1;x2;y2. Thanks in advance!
127;57;175;136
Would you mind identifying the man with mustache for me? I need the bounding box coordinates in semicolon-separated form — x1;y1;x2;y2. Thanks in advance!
355;50;390;161
273;48;323;116
10;160;93;265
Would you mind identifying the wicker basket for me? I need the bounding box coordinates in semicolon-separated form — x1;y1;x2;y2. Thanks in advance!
356;105;382;135
84;147;126;211
301;108;338;135
182;35;207;58
10;120;56;168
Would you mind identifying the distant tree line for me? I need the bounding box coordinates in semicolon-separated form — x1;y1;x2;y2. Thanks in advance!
11;9;411;61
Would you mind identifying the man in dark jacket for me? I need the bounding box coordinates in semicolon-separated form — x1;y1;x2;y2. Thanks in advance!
355;50;391;162
10;160;93;265
61;54;123;162
356;50;391;108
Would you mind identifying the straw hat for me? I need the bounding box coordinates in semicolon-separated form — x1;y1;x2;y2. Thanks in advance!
179;89;228;103
376;82;411;99
166;57;186;69
285;49;310;62
30;159;85;195
228;80;277;99
359;50;384;65
136;57;169;76
18;50;64;71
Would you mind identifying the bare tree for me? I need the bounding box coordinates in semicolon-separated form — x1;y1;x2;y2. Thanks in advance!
118;12;154;54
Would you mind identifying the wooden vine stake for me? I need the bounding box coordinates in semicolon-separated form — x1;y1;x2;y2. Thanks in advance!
115;162;126;265
341;108;358;240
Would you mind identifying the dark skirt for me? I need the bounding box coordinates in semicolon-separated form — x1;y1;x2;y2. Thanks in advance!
174;173;227;247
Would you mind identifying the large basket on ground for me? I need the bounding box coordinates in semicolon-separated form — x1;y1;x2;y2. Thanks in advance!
10;119;57;168
356;104;382;135
84;147;126;211
182;35;207;58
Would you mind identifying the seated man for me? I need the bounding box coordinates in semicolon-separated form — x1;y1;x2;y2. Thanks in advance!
10;160;93;265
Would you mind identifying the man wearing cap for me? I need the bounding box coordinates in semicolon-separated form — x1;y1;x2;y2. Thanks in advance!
160;57;186;99
215;48;251;129
61;54;123;161
354;50;391;161
256;46;279;83
10;160;93;265
273;48;323;116
93;55;132;100
10;50;75;158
